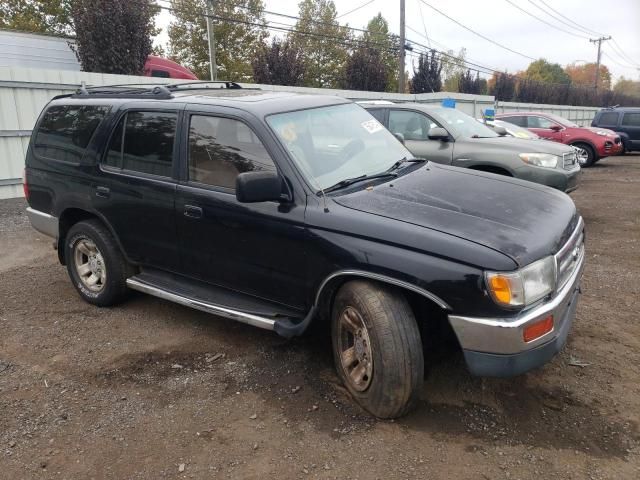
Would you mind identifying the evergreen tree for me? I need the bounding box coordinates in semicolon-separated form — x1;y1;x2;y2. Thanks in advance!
252;37;305;86
410;50;442;93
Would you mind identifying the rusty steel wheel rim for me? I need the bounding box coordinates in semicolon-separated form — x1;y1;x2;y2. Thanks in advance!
338;306;374;392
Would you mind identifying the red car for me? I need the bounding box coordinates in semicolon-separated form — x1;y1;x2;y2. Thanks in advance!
496;112;623;167
143;55;198;80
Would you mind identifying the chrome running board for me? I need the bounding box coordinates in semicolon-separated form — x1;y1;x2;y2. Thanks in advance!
126;278;277;331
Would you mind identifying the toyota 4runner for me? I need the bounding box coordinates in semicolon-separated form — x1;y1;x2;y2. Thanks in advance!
24;82;585;418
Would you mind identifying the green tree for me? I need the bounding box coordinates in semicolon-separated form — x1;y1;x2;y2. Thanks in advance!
0;0;73;35
290;0;350;88
168;0;267;81
613;76;640;98
361;13;398;92
410;50;442;93
252;37;305;86
71;0;156;75
524;58;571;85
441;48;466;92
342;45;387;91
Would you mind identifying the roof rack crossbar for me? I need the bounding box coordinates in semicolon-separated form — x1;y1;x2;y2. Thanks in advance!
71;80;246;99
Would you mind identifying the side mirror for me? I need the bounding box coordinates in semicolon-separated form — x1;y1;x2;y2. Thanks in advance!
236;171;286;203
550;125;563;132
393;132;405;144
427;127;449;141
493;126;508;136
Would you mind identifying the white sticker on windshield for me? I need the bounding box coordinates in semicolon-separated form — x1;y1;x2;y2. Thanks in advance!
361;119;383;134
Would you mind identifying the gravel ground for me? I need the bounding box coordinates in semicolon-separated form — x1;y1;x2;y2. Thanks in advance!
1;155;639;479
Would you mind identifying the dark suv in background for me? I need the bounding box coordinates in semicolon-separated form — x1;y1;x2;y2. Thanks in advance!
24;83;585;418
591;107;640;153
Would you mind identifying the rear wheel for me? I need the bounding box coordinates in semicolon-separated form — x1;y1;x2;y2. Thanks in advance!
331;280;424;418
572;142;596;167
65;220;132;306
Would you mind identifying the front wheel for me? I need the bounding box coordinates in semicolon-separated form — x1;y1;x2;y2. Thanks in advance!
572;142;596;167
331;280;424;418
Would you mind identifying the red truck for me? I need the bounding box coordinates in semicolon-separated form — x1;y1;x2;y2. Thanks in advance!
496;112;623;167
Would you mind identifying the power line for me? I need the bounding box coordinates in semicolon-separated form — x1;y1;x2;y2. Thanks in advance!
336;0;376;19
610;39;640;67
526;0;599;38
503;0;589;39
602;52;639;70
534;0;603;37
416;0;431;49
416;0;537;61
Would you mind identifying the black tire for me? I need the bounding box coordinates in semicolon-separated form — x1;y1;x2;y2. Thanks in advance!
65;220;132;307
331;280;424;418
572;142;597;167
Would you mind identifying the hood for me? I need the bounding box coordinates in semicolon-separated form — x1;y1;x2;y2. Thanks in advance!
584;126;618;137
333;163;579;267
464;136;574;155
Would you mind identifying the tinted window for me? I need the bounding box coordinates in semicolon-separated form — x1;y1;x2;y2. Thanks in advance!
188;115;276;189
103;111;177;177
368;109;386;123
621;112;640;127
597;112;620;127
388;110;437;141
34;105;109;162
502;115;527;127
151;69;170;78
528;116;556;129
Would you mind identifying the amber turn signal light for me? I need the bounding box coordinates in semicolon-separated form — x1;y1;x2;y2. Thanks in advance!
523;315;554;343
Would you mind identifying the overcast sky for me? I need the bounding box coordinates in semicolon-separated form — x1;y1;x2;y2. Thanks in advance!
155;0;640;83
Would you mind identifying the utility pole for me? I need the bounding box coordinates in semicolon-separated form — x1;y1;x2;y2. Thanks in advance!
589;36;611;91
206;0;217;81
398;0;405;93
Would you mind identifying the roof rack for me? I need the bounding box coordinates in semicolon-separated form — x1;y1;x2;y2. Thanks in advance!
72;80;246;99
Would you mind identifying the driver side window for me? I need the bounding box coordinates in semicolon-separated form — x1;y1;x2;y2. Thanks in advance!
529;116;557;129
389;110;438;141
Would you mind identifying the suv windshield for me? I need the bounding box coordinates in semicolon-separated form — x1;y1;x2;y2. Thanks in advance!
433;108;499;138
267;103;411;191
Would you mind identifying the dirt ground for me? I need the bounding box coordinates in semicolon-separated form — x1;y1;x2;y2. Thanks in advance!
1;155;639;480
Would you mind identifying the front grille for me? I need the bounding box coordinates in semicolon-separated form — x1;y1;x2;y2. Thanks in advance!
555;221;585;291
562;151;578;170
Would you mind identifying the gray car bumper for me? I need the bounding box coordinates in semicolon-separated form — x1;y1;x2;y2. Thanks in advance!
449;248;584;377
26;207;58;239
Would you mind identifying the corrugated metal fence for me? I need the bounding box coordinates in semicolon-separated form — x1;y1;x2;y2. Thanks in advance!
0;66;600;199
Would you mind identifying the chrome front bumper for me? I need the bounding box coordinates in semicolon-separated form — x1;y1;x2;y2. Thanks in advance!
448;245;585;358
26;207;58;239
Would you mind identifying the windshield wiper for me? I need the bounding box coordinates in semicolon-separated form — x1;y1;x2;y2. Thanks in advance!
386;156;427;172
324;171;398;193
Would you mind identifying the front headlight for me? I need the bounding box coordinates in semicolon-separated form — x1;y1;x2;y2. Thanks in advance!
518;153;559;168
486;256;556;307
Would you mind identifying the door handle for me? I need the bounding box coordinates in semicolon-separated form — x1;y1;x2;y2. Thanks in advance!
184;205;203;219
95;186;110;198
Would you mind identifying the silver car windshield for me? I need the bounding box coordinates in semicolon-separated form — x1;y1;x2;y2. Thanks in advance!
435;108;499;138
267;103;411;191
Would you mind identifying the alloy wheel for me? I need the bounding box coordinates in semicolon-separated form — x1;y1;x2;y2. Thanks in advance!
337;306;374;392
73;238;107;292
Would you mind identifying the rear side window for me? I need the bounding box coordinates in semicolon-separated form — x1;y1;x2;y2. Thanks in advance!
104;111;177;177
188;115;276;189
34;105;109;163
368;109;386;123
621;112;640;127
597;112;619;127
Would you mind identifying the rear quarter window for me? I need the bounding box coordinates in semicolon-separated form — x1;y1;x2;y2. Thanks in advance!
621;112;640;127
34;105;110;163
596;112;619;127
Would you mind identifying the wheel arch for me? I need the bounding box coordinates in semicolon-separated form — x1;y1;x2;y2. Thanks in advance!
57;207;130;266
314;270;451;324
467;164;513;177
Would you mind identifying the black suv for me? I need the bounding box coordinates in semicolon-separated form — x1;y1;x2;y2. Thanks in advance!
591;107;640;153
25;83;585;418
